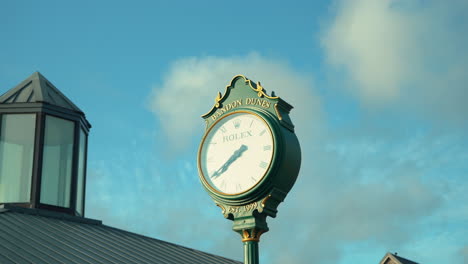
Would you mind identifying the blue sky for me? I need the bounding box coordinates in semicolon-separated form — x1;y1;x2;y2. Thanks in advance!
1;0;468;263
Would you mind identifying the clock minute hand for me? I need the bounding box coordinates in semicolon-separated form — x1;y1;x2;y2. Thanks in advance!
224;144;248;167
211;145;248;179
211;145;246;179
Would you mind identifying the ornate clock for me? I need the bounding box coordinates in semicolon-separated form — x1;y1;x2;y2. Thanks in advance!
197;75;301;264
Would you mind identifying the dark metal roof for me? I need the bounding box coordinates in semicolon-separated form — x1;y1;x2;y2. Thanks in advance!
380;252;420;264
0;205;241;264
393;254;419;264
0;72;83;113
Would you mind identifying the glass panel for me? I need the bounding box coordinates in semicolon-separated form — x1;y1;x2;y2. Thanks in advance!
0;114;36;203
76;129;86;215
40;115;74;207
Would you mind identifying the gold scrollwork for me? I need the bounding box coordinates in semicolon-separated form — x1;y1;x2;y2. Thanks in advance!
261;195;272;208
216;203;226;214
241;228;266;242
273;103;283;120
253;81;277;99
253;82;264;97
244;75;277;99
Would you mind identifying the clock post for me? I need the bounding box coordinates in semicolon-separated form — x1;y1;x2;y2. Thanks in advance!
197;75;301;264
232;210;268;263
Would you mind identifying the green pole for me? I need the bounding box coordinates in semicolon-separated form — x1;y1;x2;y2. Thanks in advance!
243;240;259;264
234;221;267;264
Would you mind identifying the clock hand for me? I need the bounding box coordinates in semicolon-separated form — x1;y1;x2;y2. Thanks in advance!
223;145;248;168
211;146;245;179
211;144;248;179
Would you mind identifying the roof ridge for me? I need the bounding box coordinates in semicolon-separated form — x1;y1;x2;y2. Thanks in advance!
393;253;420;264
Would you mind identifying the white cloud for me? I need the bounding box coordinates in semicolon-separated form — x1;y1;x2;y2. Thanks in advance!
321;0;468;123
148;53;323;154
322;0;413;100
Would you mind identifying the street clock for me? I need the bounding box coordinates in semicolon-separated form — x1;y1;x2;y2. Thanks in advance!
197;75;301;264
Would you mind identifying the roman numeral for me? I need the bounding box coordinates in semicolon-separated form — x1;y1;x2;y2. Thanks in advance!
259;161;268;169
220;180;226;189
263;145;271;151
220;126;227;133
259;129;266;136
233;119;241;129
236;183;242;191
250;120;254;128
251;177;257;183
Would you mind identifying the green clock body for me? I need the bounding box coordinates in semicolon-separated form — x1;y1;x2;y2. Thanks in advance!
198;78;301;208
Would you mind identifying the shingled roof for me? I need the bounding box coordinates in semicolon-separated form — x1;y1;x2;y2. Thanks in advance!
0;205;241;264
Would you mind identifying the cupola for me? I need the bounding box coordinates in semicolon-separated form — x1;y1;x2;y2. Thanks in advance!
0;72;91;216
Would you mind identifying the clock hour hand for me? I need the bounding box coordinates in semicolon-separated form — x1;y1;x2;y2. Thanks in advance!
211;144;248;179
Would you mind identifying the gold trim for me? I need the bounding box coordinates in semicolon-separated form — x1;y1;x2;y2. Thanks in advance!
214;92;222;108
242;230;249;239
273;103;283;121
197;110;275;196
253;82;264;98
261;195;272;208
252;81;278;99
216;203;226;214
241;228;265;242
201;75;279;118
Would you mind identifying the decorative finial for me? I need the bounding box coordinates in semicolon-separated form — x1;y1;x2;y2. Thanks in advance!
215;92;222;108
256;82;264;97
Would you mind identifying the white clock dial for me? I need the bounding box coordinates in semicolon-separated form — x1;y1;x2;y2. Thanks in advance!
199;111;274;195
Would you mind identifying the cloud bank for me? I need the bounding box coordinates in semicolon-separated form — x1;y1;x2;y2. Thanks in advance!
321;0;468;124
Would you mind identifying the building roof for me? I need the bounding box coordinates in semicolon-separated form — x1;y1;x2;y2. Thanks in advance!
0;72;83;113
379;252;420;264
0;205;241;264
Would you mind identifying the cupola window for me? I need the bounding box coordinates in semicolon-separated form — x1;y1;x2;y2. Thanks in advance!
0;114;36;203
40;115;75;208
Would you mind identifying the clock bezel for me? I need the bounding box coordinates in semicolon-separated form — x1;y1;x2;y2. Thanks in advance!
197;108;283;203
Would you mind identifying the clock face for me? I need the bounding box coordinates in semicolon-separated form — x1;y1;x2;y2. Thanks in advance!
198;111;275;195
